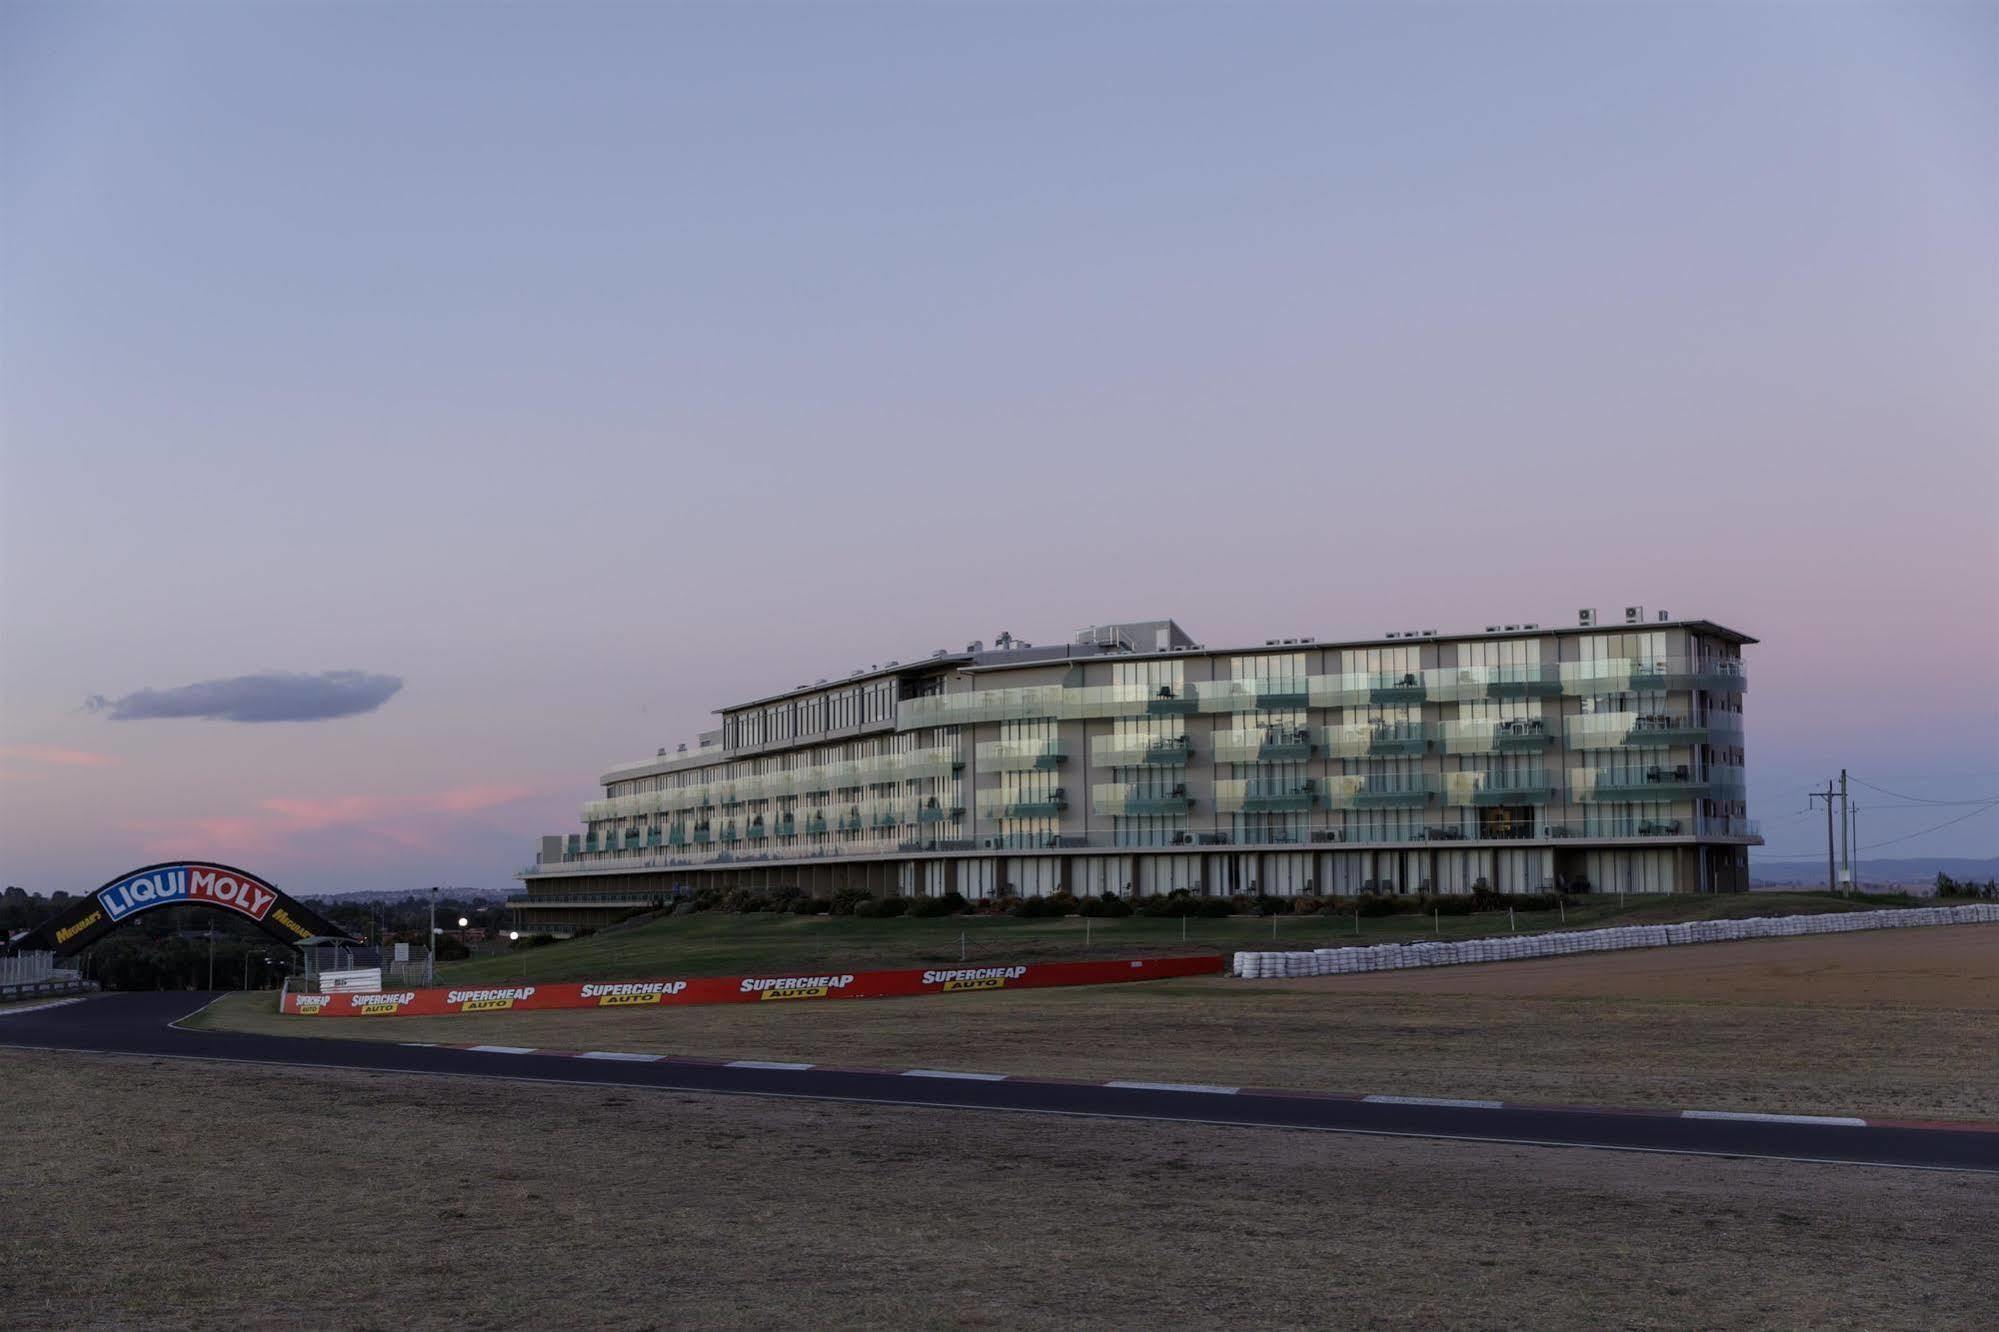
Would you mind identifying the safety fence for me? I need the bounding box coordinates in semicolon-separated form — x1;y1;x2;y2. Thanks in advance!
0;950;95;1001
1232;903;1999;979
280;953;1225;1017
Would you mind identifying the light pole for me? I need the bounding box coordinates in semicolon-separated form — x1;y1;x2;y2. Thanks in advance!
428;886;438;984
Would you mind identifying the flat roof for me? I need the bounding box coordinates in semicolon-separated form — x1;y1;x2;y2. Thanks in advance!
958;618;1756;675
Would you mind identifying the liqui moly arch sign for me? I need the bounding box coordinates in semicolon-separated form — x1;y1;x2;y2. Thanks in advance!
12;860;352;957
98;864;279;924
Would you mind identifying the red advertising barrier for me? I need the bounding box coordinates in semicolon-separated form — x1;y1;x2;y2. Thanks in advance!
281;954;1224;1017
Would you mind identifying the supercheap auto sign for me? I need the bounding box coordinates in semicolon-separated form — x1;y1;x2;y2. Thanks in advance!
280;955;1224;1016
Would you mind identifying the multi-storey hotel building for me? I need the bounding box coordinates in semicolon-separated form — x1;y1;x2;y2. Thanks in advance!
512;611;1757;932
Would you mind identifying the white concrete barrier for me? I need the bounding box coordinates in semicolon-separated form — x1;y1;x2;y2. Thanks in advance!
1231;904;1999;979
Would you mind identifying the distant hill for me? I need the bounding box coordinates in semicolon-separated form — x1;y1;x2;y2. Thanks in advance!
1751;855;1998;886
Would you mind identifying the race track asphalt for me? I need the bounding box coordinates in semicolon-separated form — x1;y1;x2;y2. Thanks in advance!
5;991;1996;1173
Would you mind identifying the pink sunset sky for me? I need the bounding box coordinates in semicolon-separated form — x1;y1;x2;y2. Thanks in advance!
2;2;1994;898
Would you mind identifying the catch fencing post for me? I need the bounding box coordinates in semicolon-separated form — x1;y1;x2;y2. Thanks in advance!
1433;908;1439;936
960;931;966;962
1510;906;1517;931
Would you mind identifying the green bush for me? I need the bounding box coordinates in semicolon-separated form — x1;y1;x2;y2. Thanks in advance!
1355;894;1401;917
852;895;908;918
1292;895;1323;915
723;888;770;913
829;886;870;916
1194;897;1233;918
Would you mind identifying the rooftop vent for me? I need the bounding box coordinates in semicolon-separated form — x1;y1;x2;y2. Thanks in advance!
1385;632;1401;639
657;748;667;757
1485;625;1502;633
1522;623;1539;630
930;649;947;658
1504;624;1520;631
1656;610;1670;622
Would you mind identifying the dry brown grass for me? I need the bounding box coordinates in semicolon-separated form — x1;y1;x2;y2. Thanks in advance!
201;928;1999;1121
3;1048;1992;1331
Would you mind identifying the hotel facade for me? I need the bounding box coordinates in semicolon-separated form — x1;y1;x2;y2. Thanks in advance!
511;611;1757;932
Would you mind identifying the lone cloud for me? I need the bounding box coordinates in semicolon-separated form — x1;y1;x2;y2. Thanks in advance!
86;670;404;723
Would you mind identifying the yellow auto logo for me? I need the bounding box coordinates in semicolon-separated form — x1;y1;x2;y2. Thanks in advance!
597;993;662;1006
942;978;1005;992
760;986;829;1001
461;998;516;1012
355;1003;402;1016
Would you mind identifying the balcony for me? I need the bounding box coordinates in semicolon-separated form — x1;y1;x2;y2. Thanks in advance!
1571;766;1749;802
900;747;965;781
1439;718;1554;755
1561;657;1748;697
978;790;1069;820
1307;671;1429;709
1323;775;1439;809
1444;771;1558;806
977;739;1069;771
745;821;767;841
1091;734;1195;767
1320;721;1431;758
1092;783;1193;816
1212;726;1315;764
1216;778;1318;813
803;813;829;837
1194;678;1311;713
916;800;963;824
1563;712;1744;751
692;827;713;845
897;685;1065;729
1065;683;1200;719
1426;663;1563;702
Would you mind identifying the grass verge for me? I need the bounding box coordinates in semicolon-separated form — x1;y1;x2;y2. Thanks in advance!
4;1048;1992;1331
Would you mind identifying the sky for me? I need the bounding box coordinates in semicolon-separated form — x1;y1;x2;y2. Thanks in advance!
2;1;1994;898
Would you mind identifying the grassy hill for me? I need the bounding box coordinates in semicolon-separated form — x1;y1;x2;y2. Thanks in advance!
441;891;1916;986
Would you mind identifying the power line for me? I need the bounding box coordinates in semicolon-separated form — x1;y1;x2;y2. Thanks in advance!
1850;777;1999;806
1853;801;1999;853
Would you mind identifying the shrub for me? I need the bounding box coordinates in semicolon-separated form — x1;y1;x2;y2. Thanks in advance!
1426;895;1476;916
1292;895;1323;915
852;895;908;918
1355;894;1400;918
1512;892;1562;912
767;885;804;911
723;888;770;914
907;893;962;918
1194;897;1233;918
433;934;472;961
829;886;870;916
509;933;561;951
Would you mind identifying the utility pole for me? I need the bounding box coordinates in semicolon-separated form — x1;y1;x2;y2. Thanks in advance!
1839;769;1851;895
1850;803;1860;890
427;886;438;985
1808;781;1838;895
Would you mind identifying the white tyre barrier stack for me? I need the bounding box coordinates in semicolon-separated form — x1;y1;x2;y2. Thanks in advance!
1231;903;1999;979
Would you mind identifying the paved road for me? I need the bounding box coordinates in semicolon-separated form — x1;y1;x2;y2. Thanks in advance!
5;991;1995;1173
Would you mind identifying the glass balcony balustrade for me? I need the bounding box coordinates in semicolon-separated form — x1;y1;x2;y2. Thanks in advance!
1066;682;1201;718
977;739;1069;771
897;685;1065;728
1438;718;1554;754
1212;726;1315;763
977;790;1069;819
1560;657;1748;696
1319;721;1431;757
1308;671;1429;708
1425;663;1563;701
1193;678;1312;713
1092;783;1193;816
1563;712;1744;750
1322;775;1440;808
1215;778;1318;813
1091;734;1195;767
1443;771;1558;806
1570;766;1749;802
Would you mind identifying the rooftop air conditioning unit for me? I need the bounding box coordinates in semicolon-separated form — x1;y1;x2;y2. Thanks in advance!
1504;624;1520;631
1386;632;1401;639
1485;625;1501;633
1657;610;1670;622
1578;608;1597;626
1522;623;1539;630
931;649;946;658
1625;606;1644;624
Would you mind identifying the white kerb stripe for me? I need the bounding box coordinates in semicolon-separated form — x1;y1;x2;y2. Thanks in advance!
902;1069;1008;1081
0;998;87;1018
1106;1080;1240;1095
726;1060;815;1071
1681;1110;1870;1127
577;1051;665;1062
466;1045;537;1055
1364;1095;1505;1110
